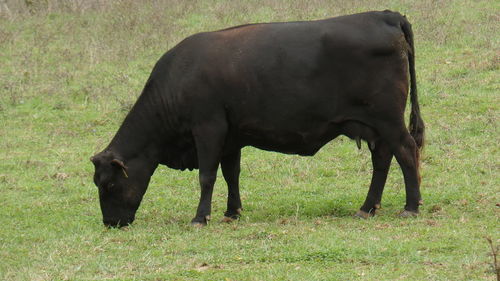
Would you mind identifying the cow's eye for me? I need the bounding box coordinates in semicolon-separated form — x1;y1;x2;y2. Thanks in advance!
107;182;115;190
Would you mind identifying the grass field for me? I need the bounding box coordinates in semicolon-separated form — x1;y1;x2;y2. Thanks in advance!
1;0;499;280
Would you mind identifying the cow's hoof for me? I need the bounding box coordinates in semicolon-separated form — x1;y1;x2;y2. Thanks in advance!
191;221;205;228
221;216;237;223
191;215;210;227
399;210;419;218
222;208;242;223
221;214;240;223
354;204;380;219
354;210;373;219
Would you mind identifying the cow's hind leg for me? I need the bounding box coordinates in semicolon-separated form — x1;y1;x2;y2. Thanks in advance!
355;140;393;219
221;149;242;222
191;121;227;226
395;132;422;216
381;126;422;216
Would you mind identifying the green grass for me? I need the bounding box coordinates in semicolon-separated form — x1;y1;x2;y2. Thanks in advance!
0;0;499;280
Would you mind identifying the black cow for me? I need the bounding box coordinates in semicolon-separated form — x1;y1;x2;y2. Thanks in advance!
91;10;425;227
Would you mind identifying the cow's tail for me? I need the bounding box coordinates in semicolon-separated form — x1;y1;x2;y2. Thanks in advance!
400;17;425;151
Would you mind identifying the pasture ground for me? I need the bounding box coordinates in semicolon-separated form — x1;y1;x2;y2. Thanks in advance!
0;0;498;280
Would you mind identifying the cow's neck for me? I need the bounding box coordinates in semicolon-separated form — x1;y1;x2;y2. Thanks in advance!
106;83;166;165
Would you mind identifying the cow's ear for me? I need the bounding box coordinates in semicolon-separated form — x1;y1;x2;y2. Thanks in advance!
111;159;129;178
111;159;128;170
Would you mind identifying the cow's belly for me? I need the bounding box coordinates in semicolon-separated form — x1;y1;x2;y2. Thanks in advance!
236;120;341;156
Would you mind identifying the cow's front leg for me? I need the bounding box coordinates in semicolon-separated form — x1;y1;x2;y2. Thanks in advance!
191;121;227;226
355;140;392;219
221;149;242;222
191;171;217;226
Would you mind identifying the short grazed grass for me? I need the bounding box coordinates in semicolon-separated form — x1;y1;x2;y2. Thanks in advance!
0;0;498;280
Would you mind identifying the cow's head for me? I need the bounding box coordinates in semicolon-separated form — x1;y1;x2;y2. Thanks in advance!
90;150;154;228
